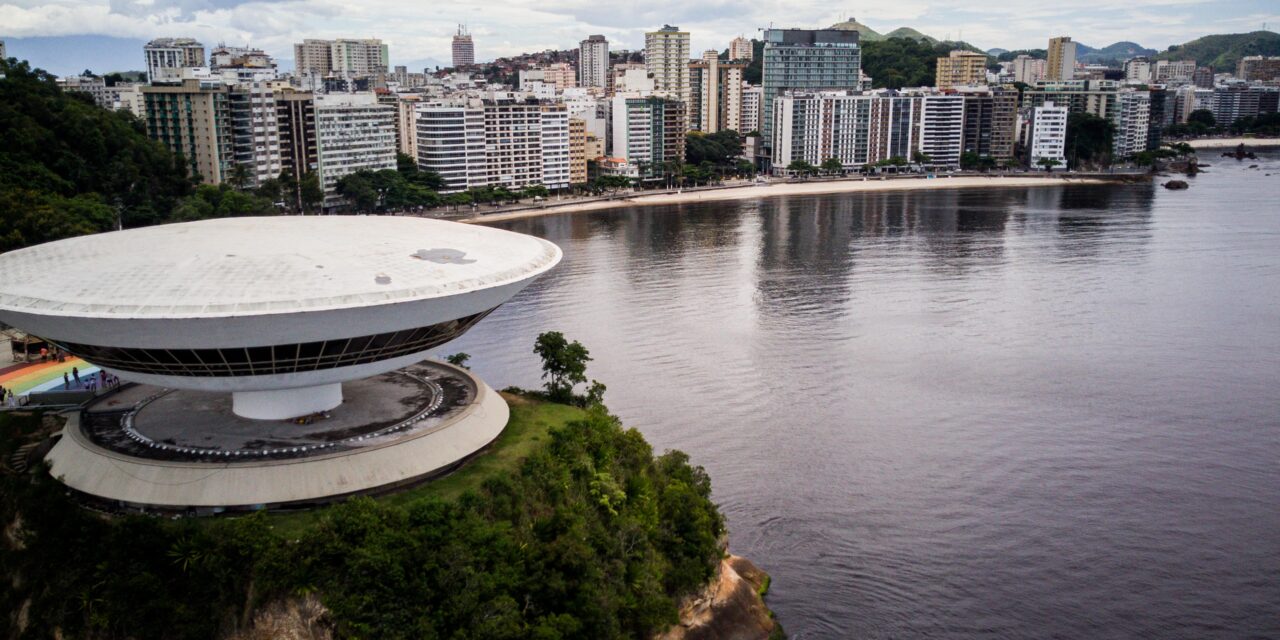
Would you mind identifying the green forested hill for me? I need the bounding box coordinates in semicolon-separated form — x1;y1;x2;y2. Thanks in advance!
0;59;193;251
861;38;987;89
1155;31;1280;71
1;397;728;639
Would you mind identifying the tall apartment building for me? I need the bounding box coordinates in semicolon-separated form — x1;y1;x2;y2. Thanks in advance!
579;35;610;88
1193;66;1214;89
313;93;397;203
390;94;423;158
144;38;205;84
936;50;988;89
741;84;763;134
1148;86;1173;149
761;29;862;153
227;82;283;186
1046;37;1077;82
1011;55;1046;84
293;38;388;77
276;89;318;182
1023;79;1156;155
918;95;966;167
610;96;686;178
415;99;572;192
1113;90;1151;158
1237;56;1280;82
415;104;487;192
645;25;691;98
142;79;232;183
688;59;746;133
0;40;6;60
569;118;589;184
729;36;754;62
294;39;334;76
453;25;475;67
771;91;918;170
1154;60;1196;84
333;39;389;75
1022;79;1124;120
1212;84;1280;126
540;105;571;189
1023;101;1068;167
1124;57;1152;83
959;87;1018;162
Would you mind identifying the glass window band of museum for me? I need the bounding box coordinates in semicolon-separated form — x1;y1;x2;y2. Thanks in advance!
53;309;495;377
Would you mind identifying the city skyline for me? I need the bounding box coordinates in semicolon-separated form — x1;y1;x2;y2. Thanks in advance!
2;0;1278;76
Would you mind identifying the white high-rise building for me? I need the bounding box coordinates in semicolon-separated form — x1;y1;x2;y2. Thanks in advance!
740;84;763;134
1124;57;1152;83
1012;55;1046;84
1113;90;1151;158
918;95;966;168
144;38;205;84
770;90;971;172
293;38;388;77
415;99;571;192
227;82;283;187
313;93;397;204
1025;101;1068;168
1154;60;1196;84
729;36;753;62
540;107;571;190
688;59;745;133
579;35;610;88
645;25;691;99
415;103;487;192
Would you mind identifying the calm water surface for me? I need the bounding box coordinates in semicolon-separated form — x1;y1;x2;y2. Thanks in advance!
445;156;1280;638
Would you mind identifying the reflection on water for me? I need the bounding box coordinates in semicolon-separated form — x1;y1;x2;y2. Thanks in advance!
448;158;1280;638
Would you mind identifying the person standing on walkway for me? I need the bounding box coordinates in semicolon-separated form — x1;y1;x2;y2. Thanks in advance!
72;366;80;387
63;372;70;389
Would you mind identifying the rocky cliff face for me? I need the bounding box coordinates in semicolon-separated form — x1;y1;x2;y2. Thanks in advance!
655;555;783;640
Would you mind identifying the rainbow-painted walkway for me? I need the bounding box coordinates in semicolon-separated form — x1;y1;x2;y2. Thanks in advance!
0;357;101;397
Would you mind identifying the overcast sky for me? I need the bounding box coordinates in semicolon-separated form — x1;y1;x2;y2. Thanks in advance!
3;0;1278;75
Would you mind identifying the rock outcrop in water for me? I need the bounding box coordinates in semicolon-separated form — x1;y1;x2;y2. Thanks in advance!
1164;180;1190;190
655;555;783;640
1222;144;1258;161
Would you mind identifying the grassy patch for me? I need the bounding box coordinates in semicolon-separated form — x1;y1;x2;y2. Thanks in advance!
757;573;772;598
266;392;584;536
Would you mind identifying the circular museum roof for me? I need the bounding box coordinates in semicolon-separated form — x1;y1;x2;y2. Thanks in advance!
0;217;561;319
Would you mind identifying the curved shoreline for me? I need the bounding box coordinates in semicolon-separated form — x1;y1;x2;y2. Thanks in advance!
464;175;1116;224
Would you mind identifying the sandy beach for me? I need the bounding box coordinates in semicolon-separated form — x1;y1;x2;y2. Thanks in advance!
1187;137;1280;149
468;175;1112;223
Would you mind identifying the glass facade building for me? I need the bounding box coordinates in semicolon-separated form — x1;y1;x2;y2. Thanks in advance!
761;29;861;159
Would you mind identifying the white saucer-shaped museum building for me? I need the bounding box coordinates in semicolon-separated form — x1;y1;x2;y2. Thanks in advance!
0;216;561;511
0;216;559;419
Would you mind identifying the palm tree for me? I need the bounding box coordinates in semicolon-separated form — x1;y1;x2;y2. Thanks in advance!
227;163;252;191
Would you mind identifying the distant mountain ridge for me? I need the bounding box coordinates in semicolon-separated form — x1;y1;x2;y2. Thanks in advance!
1076;41;1157;63
829;18;937;44
1155;31;1280;71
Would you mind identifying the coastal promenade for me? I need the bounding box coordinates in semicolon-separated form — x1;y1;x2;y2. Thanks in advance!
1186;137;1280;149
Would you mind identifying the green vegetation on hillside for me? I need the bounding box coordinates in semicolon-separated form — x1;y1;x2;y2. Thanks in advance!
1;336;727;639
861;38;987;89
1156;31;1280;71
0;58;193;251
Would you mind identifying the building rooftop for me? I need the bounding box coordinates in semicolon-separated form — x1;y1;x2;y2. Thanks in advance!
0;216;560;319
